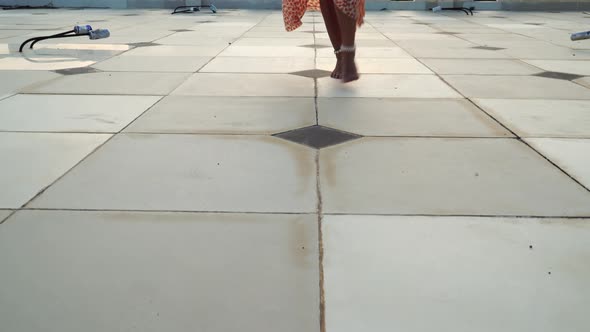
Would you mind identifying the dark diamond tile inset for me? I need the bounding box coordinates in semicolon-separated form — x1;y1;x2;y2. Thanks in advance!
299;44;331;49
122;13;140;16
54;67;101;76
436;31;459;35
129;42;159;48
534;71;584;81
526;22;545;25
274;125;361;149
290;69;331;79
88;19;108;22
490;16;507;18
171;29;194;32
473;46;506;51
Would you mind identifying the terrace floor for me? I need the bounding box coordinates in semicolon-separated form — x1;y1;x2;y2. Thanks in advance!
1;7;590;332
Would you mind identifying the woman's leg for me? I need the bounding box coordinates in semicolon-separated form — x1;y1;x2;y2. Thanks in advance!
335;8;359;83
319;0;342;79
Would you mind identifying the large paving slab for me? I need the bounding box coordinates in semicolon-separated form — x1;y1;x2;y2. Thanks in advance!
316;58;432;74
172;73;314;97
23;72;191;95
127;96;315;134
0;133;110;208
92;55;212;72
318;75;461;98
522;60;590;76
0;210;11;222
320;138;590;216
323;215;590;332
0;94;161;133
121;45;226;57
0;210;319;332
0;70;60;98
200;57;315;73
420;59;541;75
474;99;590;138
29;134;317;212
443;75;590;99
0;56;95;71
526;138;590;189
219;46;315;58
316;46;412;58
317;98;511;137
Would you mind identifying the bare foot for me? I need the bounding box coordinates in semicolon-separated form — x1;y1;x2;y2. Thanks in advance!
340;51;359;83
331;52;342;79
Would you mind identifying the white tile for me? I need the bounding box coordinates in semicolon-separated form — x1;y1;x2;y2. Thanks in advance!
316;58;432;74
443;75;590;99
421;59;541;75
0;70;60;96
201;57;315;73
0;95;161;132
526;138;590;188
172;73;314;97
318;75;461;98
0;210;11;221
323;215;590;332
232;38;313;46
219;46;315;58
23;72;190;95
575;77;590;89
316;47;412;58
522;60;590;76
320;138;590;216
93;56;212;72
0;210;319;332
0;56;95;70
403;46;511;59
30;134;317;212
318;98;511;137
0;133;110;208
122;45;226;57
127;96;315;134
474;99;590;138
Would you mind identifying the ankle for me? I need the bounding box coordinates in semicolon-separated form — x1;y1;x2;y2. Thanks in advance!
339;45;356;53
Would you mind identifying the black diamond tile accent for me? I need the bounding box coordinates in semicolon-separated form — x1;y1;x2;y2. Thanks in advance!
171;29;194;32
54;67;101;75
490;15;507;18
533;71;584;81
289;69;331;79
526;22;545;25
88;19;108;22
436;31;459;35
274;125;361;149
129;42;159;48
123;13;140;16
473;46;505;51
299;44;330;49
413;22;432;25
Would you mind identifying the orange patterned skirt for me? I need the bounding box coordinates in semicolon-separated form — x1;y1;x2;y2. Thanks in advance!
283;0;365;32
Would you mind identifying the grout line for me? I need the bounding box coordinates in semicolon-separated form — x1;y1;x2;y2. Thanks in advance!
312;14;326;332
313;14;320;126
12;208;316;215
4;208;590;220
324;212;590;219
315;149;326;332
